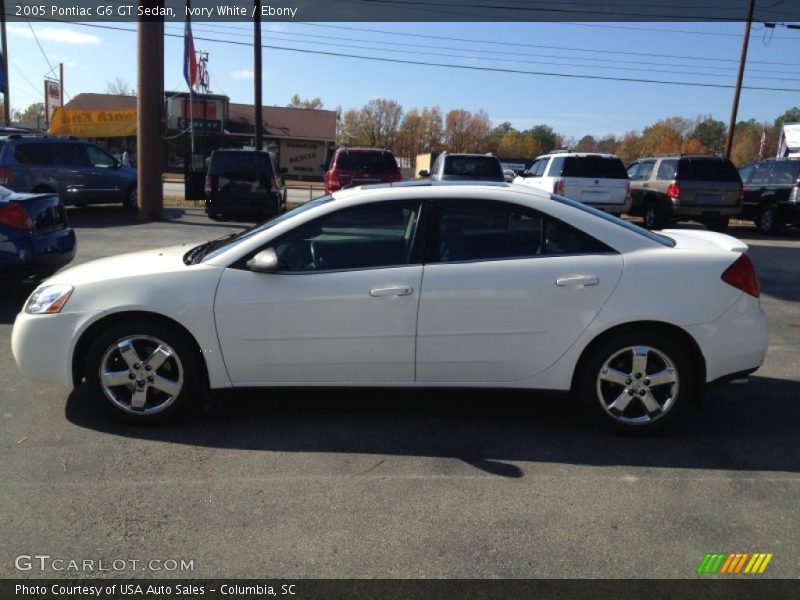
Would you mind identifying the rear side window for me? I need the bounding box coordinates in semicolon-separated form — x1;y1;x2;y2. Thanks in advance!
678;158;740;182
562;156;628;179
656;159;678;181
548;157;565;177
49;143;91;167
636;161;655;181
529;159;548;177
768;161;800;185
335;151;398;171
14;143;52;165
210;152;273;181
436;202;611;263
443;156;503;178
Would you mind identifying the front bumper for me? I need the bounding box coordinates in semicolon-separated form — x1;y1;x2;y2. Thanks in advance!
12;309;81;387
0;228;76;281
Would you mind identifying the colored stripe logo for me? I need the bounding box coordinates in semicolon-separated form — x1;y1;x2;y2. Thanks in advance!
696;552;773;574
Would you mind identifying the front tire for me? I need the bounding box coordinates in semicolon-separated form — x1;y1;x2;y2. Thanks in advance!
642;199;665;230
577;331;693;434
84;319;202;424
123;185;138;211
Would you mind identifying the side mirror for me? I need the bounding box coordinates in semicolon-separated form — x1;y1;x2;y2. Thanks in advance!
246;248;279;273
418;169;430;178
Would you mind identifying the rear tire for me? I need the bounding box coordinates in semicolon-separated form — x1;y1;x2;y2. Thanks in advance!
84;318;202;424
702;215;729;233
577;331;693;435
642;199;665;230
756;204;782;235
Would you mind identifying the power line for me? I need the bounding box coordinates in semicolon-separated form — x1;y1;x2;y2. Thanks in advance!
61;21;800;93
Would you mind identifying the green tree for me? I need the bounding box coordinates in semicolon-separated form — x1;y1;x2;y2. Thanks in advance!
524;124;560;154
692;117;726;155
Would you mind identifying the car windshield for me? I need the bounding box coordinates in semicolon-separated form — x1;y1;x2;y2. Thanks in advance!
209;152;273;181
562;156;628;179
335;152;397;171
444;156;503;178
550;194;676;247
187;195;335;264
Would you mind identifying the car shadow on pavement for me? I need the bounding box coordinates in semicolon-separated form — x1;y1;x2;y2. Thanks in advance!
65;375;800;477
745;243;800;302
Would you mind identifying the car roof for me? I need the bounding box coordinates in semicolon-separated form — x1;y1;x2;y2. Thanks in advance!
335;147;392;154
347;180;511;193
537;152;620;159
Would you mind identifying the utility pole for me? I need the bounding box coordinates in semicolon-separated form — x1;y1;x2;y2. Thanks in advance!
724;0;756;159
59;63;63;108
254;0;263;151
0;0;10;125
137;1;164;221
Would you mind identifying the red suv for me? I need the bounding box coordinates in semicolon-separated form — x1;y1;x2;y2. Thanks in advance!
324;147;402;194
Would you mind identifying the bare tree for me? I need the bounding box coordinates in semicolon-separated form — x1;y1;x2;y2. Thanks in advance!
106;77;135;96
287;94;324;110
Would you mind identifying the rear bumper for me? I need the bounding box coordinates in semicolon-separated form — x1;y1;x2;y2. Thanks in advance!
669;201;741;217
205;198;281;218
0;228;76;281
588;199;631;215
686;293;768;383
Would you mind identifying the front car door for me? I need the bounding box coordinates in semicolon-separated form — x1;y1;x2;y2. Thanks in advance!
214;200;425;385
415;199;623;383
742;160;773;220
83;143;126;202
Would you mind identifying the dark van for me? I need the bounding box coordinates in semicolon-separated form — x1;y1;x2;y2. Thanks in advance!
205;149;287;221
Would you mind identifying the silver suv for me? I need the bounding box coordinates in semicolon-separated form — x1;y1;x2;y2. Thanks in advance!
627;155;742;232
0;135;138;210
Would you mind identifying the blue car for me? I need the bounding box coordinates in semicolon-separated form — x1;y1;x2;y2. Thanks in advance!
0;186;76;282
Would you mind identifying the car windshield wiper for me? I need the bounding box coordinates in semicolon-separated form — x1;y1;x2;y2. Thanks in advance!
183;233;239;265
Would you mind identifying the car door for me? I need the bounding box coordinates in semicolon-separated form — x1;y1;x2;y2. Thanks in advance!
83;144;126;202
214;200;425;385
518;158;548;191
415;199;623;383
742;161;772;219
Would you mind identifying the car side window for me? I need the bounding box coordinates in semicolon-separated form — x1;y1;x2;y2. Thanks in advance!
627;162;640;179
85;144;117;168
656;159;678;181
768;161;800;185
273;202;420;272
749;161;773;185
637;161;655;181
14;143;52;165
436;202;612;263
547;157;565;177
532;159;549;177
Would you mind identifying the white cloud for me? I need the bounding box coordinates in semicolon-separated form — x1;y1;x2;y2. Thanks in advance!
267;24;287;33
230;69;255;79
8;25;100;45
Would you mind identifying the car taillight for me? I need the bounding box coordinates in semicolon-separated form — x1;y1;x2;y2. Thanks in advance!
0;202;34;232
204;176;212;195
553;179;565;195
271;176;278;193
393;171;402;183
0;166;11;186
667;182;681;199
328;171;341;192
739;186;745;202
721;253;760;298
626;181;631;197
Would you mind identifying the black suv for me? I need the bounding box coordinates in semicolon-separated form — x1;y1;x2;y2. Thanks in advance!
740;158;800;234
205;149;287;221
627;155;741;232
419;152;505;182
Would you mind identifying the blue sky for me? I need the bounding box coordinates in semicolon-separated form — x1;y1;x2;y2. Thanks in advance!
6;20;800;138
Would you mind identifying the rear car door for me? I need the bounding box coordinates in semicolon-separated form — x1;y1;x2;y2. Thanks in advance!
677;158;741;210
767;160;800;204
214;200;424;385
741;161;772;219
561;155;629;207
415;199;623;383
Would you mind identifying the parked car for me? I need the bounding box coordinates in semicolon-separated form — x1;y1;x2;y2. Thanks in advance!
513;151;631;215
0;135;138;210
324;147;402;194
204;149;287;221
739;158;800;234
418;152;505;182
627;155;742;232
0;185;75;282
503;169;517;183
12;182;766;434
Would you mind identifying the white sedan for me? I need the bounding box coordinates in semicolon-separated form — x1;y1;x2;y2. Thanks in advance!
11;182;768;433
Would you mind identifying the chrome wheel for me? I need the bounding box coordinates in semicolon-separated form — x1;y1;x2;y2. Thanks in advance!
759;206;775;233
595;345;679;425
98;335;183;415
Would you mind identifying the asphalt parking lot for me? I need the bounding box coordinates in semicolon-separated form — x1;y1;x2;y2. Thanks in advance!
1;206;799;578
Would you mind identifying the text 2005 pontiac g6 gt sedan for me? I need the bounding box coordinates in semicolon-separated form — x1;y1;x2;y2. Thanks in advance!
12;182;767;433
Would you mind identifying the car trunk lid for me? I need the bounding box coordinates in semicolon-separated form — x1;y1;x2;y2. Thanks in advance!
661;229;748;253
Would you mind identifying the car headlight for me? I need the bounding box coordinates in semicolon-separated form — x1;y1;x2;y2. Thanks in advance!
24;284;74;314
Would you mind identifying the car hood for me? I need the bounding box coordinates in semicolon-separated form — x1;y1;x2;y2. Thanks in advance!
45;244;194;287
662;229;748;253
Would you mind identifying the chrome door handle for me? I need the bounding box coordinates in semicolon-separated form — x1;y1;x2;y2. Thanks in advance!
556;275;599;287
370;285;413;297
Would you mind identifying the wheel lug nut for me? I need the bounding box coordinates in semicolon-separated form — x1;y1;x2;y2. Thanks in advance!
627;389;635;396
128;373;136;380
625;378;632;385
644;379;650;386
634;373;642;379
133;363;141;369
145;365;152;371
639;389;646;396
